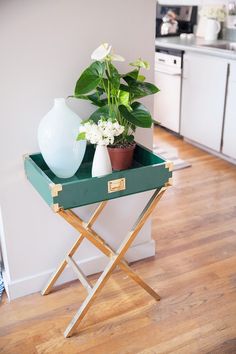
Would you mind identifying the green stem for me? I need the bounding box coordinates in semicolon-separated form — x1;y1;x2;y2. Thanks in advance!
102;79;108;102
105;60;112;116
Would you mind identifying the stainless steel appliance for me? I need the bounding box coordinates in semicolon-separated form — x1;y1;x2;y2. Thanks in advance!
154;47;184;133
156;4;197;37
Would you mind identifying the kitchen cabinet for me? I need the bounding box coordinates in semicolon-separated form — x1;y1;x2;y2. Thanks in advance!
181;52;228;151
222;62;236;160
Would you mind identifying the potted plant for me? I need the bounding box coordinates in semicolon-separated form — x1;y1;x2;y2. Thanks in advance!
78;117;125;177
72;43;160;170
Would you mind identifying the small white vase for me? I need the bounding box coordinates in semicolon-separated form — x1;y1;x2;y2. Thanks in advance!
92;145;112;177
38;98;86;178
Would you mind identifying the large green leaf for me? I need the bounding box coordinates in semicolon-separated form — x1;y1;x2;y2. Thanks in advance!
88;92;107;107
128;81;160;99
122;69;139;84
72;88;107;107
74;61;105;95
98;98;108;106
88;105;110;123
119;102;152;128
120;80;159;100
131;102;152;127
119;84;130;92
108;63;120;89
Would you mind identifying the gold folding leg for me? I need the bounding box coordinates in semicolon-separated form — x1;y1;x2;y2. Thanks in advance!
42;187;167;338
41;201;108;296
60;211;162;303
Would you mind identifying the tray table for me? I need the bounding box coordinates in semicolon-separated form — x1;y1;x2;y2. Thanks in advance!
24;143;172;337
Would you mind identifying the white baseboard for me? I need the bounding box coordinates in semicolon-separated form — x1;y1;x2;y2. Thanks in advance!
184;138;236;165
4;239;155;300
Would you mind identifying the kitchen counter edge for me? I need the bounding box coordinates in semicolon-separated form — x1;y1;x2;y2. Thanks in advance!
155;37;236;60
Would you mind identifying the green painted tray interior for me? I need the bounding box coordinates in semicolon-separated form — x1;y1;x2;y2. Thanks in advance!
30;144;166;184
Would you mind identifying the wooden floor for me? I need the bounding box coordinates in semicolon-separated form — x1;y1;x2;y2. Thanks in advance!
1;127;236;354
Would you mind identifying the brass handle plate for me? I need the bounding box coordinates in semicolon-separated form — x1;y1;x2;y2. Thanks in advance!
108;178;126;193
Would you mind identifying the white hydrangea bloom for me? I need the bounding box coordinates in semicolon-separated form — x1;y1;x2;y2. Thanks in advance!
79;118;124;146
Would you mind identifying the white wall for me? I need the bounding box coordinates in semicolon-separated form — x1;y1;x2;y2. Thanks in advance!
0;0;157;299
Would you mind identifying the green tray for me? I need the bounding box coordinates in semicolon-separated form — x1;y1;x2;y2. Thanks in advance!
24;143;172;211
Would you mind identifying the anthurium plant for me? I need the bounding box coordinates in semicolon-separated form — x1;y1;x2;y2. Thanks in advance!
73;43;160;146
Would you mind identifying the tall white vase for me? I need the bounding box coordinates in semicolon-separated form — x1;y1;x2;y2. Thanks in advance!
92;145;112;177
38;98;86;178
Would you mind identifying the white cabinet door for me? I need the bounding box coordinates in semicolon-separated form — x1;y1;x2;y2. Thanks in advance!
222;62;236;160
181;52;228;151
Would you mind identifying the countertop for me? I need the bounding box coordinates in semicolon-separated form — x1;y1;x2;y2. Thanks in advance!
155;37;236;60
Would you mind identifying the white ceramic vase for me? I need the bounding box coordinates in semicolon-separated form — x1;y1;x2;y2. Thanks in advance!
38;98;86;178
92;145;112;177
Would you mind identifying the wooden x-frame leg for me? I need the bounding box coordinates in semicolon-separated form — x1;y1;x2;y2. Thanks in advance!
42;187;167;337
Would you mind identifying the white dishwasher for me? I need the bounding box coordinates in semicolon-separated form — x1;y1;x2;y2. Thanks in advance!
154;47;183;133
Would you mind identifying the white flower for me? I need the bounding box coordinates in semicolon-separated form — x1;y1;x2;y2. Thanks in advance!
91;43;125;62
113;122;124;136
79;118;125;146
109;52;125;62
91;43;111;61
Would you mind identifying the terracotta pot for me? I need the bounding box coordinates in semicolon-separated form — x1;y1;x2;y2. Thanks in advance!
108;143;136;171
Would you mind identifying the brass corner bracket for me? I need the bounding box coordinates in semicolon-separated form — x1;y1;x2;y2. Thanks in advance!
49;183;63;197
51;203;62;213
165;160;173;172
23;153;29;161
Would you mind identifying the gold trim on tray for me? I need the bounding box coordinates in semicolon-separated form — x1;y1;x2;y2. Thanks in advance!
108;178;126;193
23;153;30;160
51;203;62;212
165;160;173;172
49;183;63;197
